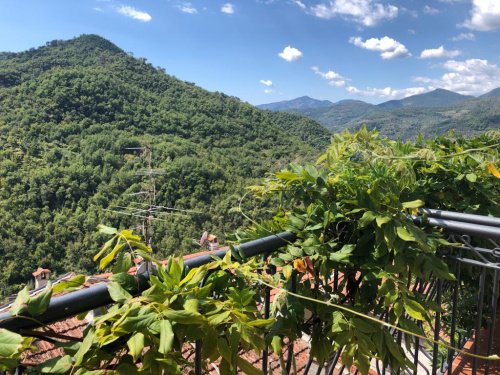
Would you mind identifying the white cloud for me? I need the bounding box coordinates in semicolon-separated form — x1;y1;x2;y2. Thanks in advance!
452;32;476;41
463;0;500;31
93;7;103;12
408;29;416;35
264;89;274;94
420;46;461;59
349;36;411;59
221;3;235;14
117;5;152;22
292;0;306;10
260;79;273;87
312;66;348;87
309;0;398;27
347;85;428;99
278;46;303;62
414;58;500;95
423;5;440;15
176;3;197;14
400;7;418;18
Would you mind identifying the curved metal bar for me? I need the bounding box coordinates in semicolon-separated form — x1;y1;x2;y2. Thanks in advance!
0;232;296;332
420;209;500;228
413;216;500;241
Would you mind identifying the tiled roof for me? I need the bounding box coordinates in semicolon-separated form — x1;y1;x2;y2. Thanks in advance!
21;318;88;366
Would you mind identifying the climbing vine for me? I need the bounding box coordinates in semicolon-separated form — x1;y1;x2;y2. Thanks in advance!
1;128;499;374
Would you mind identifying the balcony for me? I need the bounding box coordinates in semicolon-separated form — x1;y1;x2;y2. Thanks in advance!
0;209;499;374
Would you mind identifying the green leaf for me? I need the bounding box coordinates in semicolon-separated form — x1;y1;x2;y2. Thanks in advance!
208;310;231;326
396;226;416;242
352;317;378;333
466;173;477;182
113;252;133;274
288;246;303;257
27;282;52;316
402;199;425;209
98;224;118;235
183;298;199;313
383;331;406;363
159;320;174;354
276;170;301;182
93;237;115;262
108;281;132;304
0;328;26;357
99;242;125;269
404;299;427;321
52;275;86;294
358;211;376;228
163;309;205;325
376;215;391;227
127;332;145;362
329;244;354;263
236;357;264;375
9;286;30;316
271;336;282;355
247;318;274;328
74;329;95;366
38;355;73;374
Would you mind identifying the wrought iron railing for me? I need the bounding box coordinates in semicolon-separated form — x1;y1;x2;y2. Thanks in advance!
1;209;499;374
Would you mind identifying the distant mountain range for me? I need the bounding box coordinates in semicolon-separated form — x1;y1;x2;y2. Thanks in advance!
257;96;333;111
257;88;500;138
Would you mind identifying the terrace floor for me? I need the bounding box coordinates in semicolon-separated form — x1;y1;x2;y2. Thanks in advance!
451;311;500;375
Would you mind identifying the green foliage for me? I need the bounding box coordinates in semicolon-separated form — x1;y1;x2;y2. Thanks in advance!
243;127;499;372
0;124;498;373
0;34;329;297
0;329;32;371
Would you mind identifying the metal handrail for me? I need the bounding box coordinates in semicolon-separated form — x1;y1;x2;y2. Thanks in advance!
1;210;499;375
0;231;295;332
2;210;498;332
420;208;500;228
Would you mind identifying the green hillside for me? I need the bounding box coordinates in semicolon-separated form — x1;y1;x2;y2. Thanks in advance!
341;97;500;138
377;88;474;109
0;35;330;296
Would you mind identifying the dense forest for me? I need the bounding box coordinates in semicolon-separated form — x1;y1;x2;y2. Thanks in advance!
0;35;330;297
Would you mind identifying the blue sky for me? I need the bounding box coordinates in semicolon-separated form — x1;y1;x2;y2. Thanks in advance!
0;0;499;105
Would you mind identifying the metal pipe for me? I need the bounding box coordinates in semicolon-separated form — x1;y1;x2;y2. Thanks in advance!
0;232;296;332
412;216;500;241
420;209;500;228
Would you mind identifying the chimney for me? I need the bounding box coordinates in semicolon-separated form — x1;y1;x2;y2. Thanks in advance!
32;268;51;289
207;234;219;251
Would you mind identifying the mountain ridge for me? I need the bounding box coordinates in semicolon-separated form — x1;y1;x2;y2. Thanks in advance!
257;95;333;111
257;88;500;138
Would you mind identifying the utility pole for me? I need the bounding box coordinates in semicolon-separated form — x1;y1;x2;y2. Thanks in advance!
124;145;165;251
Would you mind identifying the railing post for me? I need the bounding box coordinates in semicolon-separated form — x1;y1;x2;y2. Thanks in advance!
447;260;461;374
472;268;487;375
432;279;443;375
485;269;499;375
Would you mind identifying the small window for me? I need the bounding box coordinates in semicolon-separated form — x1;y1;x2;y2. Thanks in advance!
41;273;46;280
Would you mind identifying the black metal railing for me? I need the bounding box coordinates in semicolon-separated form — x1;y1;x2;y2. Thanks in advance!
1;210;499;375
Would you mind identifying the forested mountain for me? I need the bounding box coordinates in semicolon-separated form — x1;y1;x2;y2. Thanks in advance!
480;87;500;98
257;96;333;111
377;88;474;109
259;89;499;138
0;35;330;296
294;100;376;132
